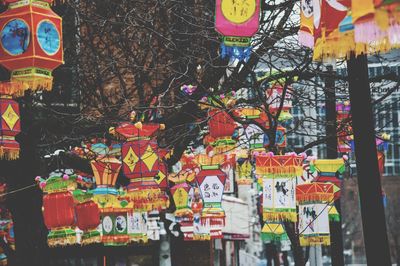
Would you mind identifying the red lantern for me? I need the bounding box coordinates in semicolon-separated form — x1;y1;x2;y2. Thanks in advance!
0;0;63;93
208;109;236;140
75;200;101;245
43;191;76;247
0;83;20;160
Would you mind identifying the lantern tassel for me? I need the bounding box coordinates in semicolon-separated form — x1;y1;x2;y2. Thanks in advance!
263;211;297;222
299;235;331;247
0;147;19;160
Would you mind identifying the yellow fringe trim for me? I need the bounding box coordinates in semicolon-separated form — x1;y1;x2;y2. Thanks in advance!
297;194;334;203
81;235;101;246
300;235;331;247
237;179;253;185
47;235;76;247
256;167;303;178
263;211;297;222
0;81;29;97
175;208;193;218
11;76;53;92
193;234;211;241
129;235;148;244
0;148;19;160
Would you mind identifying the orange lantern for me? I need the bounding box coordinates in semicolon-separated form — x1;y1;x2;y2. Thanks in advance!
0;0;63;93
90;156;121;189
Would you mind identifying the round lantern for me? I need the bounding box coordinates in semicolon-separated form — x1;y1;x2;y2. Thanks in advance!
0;82;20;160
208;109;236;140
43;191;76;247
0;0;63;93
74;192;101;245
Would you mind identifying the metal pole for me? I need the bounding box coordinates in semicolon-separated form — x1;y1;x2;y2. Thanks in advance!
347;53;391;265
324;64;345;266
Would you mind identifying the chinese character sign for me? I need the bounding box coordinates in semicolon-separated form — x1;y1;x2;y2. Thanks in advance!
198;175;224;205
298;203;330;246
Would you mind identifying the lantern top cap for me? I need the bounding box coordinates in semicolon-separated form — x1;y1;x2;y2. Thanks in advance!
114;122;164;140
3;0;54;4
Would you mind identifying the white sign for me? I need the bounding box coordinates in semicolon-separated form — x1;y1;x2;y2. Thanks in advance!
263;178;296;210
298;203;330;236
199;175;224;204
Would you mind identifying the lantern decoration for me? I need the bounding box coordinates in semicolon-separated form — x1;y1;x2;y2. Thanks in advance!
296;182;334;246
180;84;197;96
0;0;64;92
235;150;253;185
195;156;227;239
311;158;346;199
215;0;261;61
0;82;21;160
126;211;148;243
265;84;293;122
113;112;169;212
256;152;303;222
90;156;121;191
261;222;289;242
73;190;101;245
170;178;193;222
299;0;400;60
208;109;237;146
38;174;78;247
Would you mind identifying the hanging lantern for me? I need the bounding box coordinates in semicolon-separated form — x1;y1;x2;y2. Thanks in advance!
0;82;20;160
311;158;345;199
265;84;293;122
39;174;78;247
256;153;303;222
215;0;261;61
90;156;121;190
261;222;289;243
171;182;193;221
235;150;252;185
299;0;315;48
195;165;227;239
208;109;236;144
296;182;334;246
0;0;63;93
74;190;101;245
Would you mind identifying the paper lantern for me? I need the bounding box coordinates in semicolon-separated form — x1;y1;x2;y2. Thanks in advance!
263;126;287;149
208;109;236;141
235;153;253;185
90;157;121;188
312;158;345;199
74;190;101;245
215;0;261;60
0;85;20;160
0;0;63;93
195;166;227;239
171;182;193;221
296;182;334;246
265;84;293;122
299;0;315;48
43;191;76;247
255;153;303;178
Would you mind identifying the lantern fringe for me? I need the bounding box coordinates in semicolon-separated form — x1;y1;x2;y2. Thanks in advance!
354;20;387;43
263;211;297;222
299;235;331;247
0;81;29;97
220;43;251;62
0;147;19;160
296;194;334;204
237;178;253;185
81;230;101;245
11;76;53;93
192;234;211;241
102;235;130;246
128;189;169;212
298;30;314;48
256;167;302;178
174;208;193;218
47;229;76;247
388;24;400;45
129;234;148;244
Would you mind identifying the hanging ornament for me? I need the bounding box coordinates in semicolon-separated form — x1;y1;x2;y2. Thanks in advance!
215;0;261;61
235;149;253;185
311;158;346;199
296;182;334;246
299;0;315;48
263;126;287;149
73;190;101;245
256;153;303;222
328;204;340;222
38;174;79;247
0;0;63;93
0;82;20;160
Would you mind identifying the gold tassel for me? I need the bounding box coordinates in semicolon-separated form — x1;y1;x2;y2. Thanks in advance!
0;147;19;160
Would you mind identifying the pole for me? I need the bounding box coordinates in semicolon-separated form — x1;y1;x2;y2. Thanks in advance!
324;64;345;266
347;53;391;265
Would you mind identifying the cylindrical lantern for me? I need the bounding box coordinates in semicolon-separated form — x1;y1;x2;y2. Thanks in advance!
296;182;334;246
256;153;303;222
43;191;76;247
0;0;63;93
171;182;193;222
74;191;101;245
0;83;21;160
215;0;261;60
195;165;227;239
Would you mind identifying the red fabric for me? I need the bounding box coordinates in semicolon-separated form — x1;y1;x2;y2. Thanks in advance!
0;99;20;135
43;192;75;229
75;200;100;231
115;122;160;139
208;109;236;139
